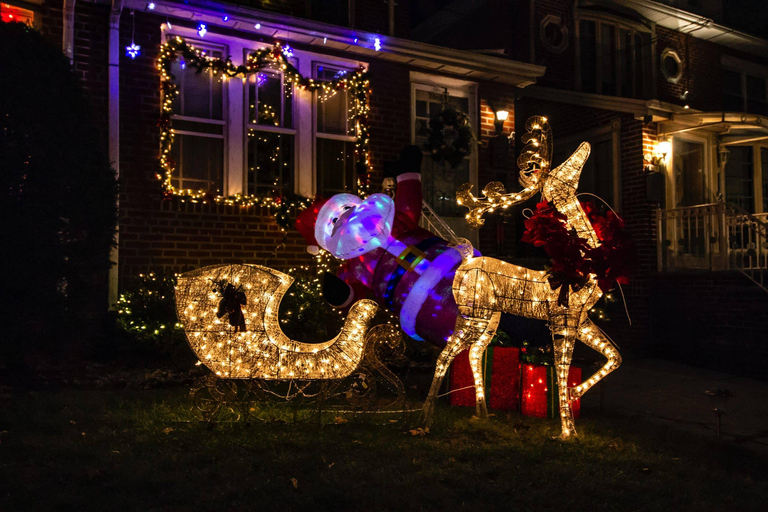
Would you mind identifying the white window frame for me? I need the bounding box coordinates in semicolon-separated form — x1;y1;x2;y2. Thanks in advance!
166;35;230;194
242;49;297;197
665;131;715;211
312;61;359;196
721;141;768;214
409;71;479;244
162;25;367;199
721;56;768;115
574;12;655;98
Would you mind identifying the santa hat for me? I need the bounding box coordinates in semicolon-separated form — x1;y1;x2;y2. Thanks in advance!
294;197;329;255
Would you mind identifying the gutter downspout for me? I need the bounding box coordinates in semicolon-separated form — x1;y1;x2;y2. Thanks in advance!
62;0;76;62
108;0;123;309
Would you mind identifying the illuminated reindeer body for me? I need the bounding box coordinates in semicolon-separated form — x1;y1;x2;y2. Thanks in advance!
422;117;621;438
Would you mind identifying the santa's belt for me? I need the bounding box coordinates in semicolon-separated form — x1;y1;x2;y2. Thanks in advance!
383;237;442;309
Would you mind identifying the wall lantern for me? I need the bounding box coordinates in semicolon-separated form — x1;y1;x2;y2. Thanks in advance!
490;110;511;169
644;139;671;172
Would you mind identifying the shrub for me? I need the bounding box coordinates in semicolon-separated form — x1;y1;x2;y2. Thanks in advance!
0;22;117;367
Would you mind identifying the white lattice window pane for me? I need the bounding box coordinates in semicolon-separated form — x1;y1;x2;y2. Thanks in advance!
317;138;355;196
171;134;224;193
247;131;295;196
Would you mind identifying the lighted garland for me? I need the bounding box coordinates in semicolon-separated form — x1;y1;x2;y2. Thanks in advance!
157;37;372;227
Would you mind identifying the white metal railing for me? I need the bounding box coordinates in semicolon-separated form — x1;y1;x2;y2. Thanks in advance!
421;200;460;244
657;203;768;292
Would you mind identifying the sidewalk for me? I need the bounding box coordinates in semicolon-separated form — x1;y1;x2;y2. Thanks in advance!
580;358;768;455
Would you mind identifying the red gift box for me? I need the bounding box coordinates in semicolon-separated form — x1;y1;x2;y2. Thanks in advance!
521;364;581;419
449;346;520;410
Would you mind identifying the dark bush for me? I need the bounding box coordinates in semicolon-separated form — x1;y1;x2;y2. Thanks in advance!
0;22;117;369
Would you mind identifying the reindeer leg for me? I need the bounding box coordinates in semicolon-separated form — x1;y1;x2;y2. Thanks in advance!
570;318;622;399
467;312;501;419
421;316;471;426
550;315;578;438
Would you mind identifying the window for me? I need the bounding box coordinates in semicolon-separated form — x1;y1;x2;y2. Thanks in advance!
661;48;682;84
246;70;295;196
1;3;35;24
725;146;754;212
162;28;367;200
413;87;470;218
315;65;357;196
578;16;652;98
673;139;707;208
722;68;768;116
169;44;226;194
722;144;768;214
540;15;569;54
552;120;621;209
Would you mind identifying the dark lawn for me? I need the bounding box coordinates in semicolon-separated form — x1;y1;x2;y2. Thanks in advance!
1;385;766;512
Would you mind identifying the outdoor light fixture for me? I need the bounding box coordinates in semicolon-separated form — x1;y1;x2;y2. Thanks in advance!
490;110;510;168
494;110;509;135
644;139;671;172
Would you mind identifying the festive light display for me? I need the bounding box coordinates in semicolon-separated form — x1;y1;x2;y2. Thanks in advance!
295;157;471;347
423;117;623;438
175;264;378;379
157;37;372;224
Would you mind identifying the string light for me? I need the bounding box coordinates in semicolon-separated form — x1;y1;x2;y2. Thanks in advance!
254;23;261;29
175;264;378;379
424;116;622;438
156;37;372;219
197;23;207;37
374;37;382;51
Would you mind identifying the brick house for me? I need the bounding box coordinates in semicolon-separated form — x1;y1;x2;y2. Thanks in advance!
5;0;765;374
1;2;543;324
415;0;768;375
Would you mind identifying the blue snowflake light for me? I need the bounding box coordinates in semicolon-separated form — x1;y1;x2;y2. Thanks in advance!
197;23;207;37
282;45;294;58
374;37;382;51
125;42;141;59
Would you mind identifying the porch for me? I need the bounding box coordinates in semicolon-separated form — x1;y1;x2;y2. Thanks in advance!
656;203;768;292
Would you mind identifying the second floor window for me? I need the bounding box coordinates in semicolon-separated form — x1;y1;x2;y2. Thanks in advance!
315;65;357;196
169;45;225;194
247;70;295;196
578;17;651;99
723;69;768;116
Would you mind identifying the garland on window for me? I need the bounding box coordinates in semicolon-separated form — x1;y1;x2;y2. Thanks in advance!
157;37;371;228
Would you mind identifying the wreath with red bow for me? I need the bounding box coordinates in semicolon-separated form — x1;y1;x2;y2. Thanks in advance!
521;201;637;307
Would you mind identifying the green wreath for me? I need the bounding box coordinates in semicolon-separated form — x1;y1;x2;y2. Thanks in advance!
424;106;476;168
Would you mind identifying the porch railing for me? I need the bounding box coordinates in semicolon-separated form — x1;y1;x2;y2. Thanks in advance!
657;203;768;292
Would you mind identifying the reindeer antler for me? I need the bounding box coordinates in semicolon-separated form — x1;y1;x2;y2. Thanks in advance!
517;116;552;188
456;116;553;228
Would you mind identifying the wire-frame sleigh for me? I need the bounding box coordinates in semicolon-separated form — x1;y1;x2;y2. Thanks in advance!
175;264;415;423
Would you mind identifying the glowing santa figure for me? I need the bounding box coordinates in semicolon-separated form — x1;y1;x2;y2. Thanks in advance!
295;146;477;347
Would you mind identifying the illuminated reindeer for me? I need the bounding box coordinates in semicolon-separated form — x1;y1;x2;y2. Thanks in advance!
421;116;622;438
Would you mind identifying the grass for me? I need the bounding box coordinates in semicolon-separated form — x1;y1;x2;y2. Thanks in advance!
1;383;767;511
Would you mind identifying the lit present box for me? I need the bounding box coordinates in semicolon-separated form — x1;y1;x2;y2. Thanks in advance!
521;364;581;419
449;346;520;411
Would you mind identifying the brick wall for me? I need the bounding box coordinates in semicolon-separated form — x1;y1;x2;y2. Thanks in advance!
529;0;577;90
654;26;723;112
650;272;768;379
